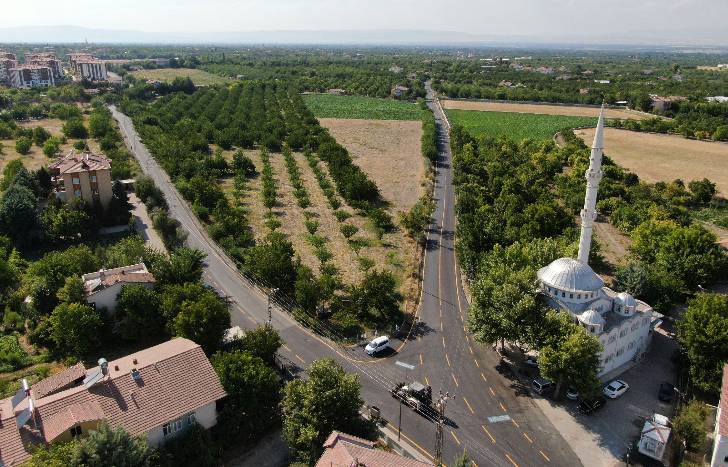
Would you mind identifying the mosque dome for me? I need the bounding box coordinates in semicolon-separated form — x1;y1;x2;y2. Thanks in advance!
537;257;604;293
578;309;606;326
616;292;637;307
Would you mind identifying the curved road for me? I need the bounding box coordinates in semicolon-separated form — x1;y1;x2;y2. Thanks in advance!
110;97;581;467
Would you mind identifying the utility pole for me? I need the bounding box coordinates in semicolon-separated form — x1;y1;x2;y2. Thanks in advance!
395;361;415;441
434;391;452;466
267;287;279;325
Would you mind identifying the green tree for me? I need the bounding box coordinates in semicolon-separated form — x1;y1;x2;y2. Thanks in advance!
158;422;218;467
153;248;205;285
15;137;32;155
673;400;709;452
62;118;88;139
0;183;37;242
244;232;296;294
41;202;94;244
43;137;61;157
75;422;154;467
238;324;282;365
49;302;103;358
282;358;365;463
23;439;81;467
400;197;434;242
32;126;51;146
538;316;602;398
116;284;164;341
56;276;86;304
348;269;402;324
212;349;280;445
340;223;358;240
678;293;728;395
170;287;230;354
294;264;320;314
1;159;25;190
453;451;473;467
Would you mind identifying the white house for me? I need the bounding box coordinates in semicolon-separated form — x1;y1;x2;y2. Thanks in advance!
711;364;728;467
83;263;155;313
537;106;654;378
638;413;671;461
0;338;226;466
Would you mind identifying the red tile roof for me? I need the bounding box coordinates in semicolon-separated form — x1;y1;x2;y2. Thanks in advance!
31;363;86;399
316;431;432;467
719;364;728;437
49;150;111;174
42;401;105;442
0;403;31;467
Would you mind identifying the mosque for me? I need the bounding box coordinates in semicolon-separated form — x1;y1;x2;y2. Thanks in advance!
536;106;654;377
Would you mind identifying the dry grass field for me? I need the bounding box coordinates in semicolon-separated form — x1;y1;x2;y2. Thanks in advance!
130;68;230;86
318;118;426;212
1;116;101;173
442;99;648;120
575;127;728;196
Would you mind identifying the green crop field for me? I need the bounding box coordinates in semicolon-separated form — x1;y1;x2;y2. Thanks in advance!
446;109;597;141
303;94;424;120
130;68;230;86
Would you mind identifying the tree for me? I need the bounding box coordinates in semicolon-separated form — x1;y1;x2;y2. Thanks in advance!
15;136;32;155
244;232;296;294
62;118;88;139
688;178;716;205
171;287;230;354
677;293;728;395
400;198;434;242
23;439;81;467
212;350;280;444
1;159;25;190
41;202;94;244
43;137;61;157
116;284;164;341
238;324;282;365
453;451;473;467
294;264;320;314
158;422;218;467
348;269;402;324
75;422;154;467
673;401;709;452
32;126;51;146
0;183;37;242
56;276;86;304
282;358;365;463
538;314;602;398
153;248;205;285
340;223;358;240
49;302;103;358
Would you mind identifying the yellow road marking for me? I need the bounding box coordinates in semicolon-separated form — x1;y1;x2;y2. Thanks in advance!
282;344;291;352
463;397;475;414
450;430;461;446
505;453;519;467
384;421;435;461
445;353;451;367
523;432;533;444
424;376;430;386
481;372;487;383
469;345;474;354
474;359;480;368
452;373;459;387
500;402;507;412
540;451;551;462
442;336;446;348
295;354;305;364
481;425;496;444
512;419;520;428
489;387;495;397
440;320;443;331
419;354;423;365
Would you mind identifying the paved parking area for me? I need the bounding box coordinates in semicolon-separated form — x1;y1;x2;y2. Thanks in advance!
533;329;678;467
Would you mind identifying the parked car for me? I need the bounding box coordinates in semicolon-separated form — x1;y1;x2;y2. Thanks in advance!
603;380;629;399
658;382;676;402
532;377;555;395
525;356;539;368
566;387;579;400
365;336;390;356
578;395;607;414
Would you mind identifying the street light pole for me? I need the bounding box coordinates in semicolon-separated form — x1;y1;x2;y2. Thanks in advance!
267;287;279;325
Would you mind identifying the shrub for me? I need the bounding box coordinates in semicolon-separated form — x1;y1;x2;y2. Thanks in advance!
62;118;88;139
15;137;32;155
673;401;709;452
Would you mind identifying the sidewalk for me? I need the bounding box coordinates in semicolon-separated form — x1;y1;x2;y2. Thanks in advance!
129;192;167;254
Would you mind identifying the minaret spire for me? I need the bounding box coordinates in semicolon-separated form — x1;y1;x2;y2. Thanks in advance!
577;104;606;265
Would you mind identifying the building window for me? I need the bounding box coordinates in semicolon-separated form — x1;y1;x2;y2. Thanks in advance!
70;425;82;438
90;175;97;182
577;294;581;300
74;189;82;197
163;418;184;437
569;293;574;299
562;292;565;298
72;177;80;184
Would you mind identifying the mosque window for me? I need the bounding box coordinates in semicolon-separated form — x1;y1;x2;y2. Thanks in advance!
562;292;565;298
570;293;574;299
577;294;581;299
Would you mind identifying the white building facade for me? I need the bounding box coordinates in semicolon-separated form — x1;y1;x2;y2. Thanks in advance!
711;365;728;467
77;60;107;81
9;65;55;88
537;106;654;377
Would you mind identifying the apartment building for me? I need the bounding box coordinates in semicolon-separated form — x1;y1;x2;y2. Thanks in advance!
83;263;156;313
69;53;107;81
25;52;63;79
0;57;18;84
8;65;55;89
48;150;113;208
0;338;227;466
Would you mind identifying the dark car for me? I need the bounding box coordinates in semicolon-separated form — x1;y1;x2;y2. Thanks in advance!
578;395;607;415
658;382;676;402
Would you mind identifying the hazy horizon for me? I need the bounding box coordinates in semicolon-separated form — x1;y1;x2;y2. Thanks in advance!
2;0;728;46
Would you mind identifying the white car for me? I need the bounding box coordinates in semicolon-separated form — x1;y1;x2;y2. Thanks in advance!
365;336;390;356
603;380;629;399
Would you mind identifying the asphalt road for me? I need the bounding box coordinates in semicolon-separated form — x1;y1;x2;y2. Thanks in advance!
110;98;582;467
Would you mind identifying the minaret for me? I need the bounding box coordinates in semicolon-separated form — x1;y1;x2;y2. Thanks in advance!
577;104;605;265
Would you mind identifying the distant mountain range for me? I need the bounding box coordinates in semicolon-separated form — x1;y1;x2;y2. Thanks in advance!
0;25;726;49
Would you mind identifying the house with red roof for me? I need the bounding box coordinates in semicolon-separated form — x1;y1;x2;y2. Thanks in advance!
49;150;114;209
711;364;728;467
82;262;156;313
316;431;433;467
0;338;226;466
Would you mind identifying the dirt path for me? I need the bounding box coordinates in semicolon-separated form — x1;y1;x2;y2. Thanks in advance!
441;100;649;120
594;218;632;266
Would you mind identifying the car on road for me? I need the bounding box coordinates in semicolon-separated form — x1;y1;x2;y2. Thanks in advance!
566;387;579;400
578;395;607;415
658;382;676;402
365;336;390;356
391;381;433;414
603;380;629;399
532;377;555;395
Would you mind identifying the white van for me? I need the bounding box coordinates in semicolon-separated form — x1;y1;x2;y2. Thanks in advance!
365;336;390;356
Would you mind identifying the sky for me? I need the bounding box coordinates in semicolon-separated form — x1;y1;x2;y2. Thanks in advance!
3;0;728;44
